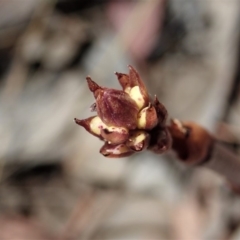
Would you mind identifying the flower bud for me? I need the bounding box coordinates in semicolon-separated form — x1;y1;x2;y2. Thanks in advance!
100;143;134;158
116;65;149;110
86;76;139;129
74;116;105;139
137;104;158;130
101;126;129;145
126;130;150;151
128;65;149;109
75;66;170;158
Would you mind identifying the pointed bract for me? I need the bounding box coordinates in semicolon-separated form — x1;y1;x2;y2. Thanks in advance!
137;104;158;130
74;116;105;139
86;77;102;98
128;65;149;109
115;72;131;93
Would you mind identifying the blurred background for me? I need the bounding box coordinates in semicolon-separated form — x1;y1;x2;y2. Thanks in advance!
1;0;240;239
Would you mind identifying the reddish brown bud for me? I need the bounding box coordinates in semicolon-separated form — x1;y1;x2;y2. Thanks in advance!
128;65;149;109
95;88;139;129
100;142;134;158
86;77;139;129
137;104;158;130
126;130;150;151
75;66;170;158
74;116;105;139
101;126;129;145
115;66;149;109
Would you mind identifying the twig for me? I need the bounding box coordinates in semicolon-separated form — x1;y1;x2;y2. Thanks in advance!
168;119;240;192
203;141;240;186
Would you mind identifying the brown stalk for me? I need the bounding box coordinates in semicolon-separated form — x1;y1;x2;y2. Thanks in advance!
168;119;240;192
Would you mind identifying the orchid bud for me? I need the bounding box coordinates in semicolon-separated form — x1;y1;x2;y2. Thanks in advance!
100;142;134;158
137;104;158;130
126;130;150;151
74;116;105;139
86;77;139;129
101;126;129;145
